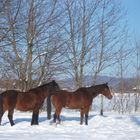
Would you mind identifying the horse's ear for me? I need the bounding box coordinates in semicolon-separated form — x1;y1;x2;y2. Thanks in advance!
52;80;56;84
105;82;108;85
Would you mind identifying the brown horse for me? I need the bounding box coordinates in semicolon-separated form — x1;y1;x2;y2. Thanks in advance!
0;80;60;126
51;83;112;125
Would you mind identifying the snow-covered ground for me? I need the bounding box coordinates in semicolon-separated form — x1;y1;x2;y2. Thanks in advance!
0;111;140;140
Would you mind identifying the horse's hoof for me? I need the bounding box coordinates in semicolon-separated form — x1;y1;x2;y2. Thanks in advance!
31;122;39;125
11;123;15;126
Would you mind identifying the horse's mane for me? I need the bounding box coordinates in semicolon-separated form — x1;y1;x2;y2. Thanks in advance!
28;82;50;92
75;87;87;92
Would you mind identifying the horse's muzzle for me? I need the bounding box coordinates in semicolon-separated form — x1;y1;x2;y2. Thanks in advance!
108;95;113;99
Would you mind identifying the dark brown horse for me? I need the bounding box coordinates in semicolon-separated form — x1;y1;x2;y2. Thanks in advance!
51;83;112;125
0;80;60;126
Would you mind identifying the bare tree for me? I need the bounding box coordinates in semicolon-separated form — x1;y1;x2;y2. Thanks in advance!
117;46;132;114
87;0;128;115
0;0;65;91
63;0;100;88
133;40;140;112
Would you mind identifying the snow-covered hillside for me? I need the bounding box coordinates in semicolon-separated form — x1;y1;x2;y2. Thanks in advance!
0;111;140;140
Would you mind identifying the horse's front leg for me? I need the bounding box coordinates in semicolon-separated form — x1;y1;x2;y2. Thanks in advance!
85;114;88;125
85;107;90;125
53;113;57;123
8;109;15;126
31;110;39;125
47;96;51;120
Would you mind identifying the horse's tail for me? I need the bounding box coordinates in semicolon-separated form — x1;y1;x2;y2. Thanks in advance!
47;95;52;120
0;93;3;124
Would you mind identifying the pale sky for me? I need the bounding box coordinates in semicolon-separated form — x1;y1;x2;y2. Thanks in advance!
122;0;140;38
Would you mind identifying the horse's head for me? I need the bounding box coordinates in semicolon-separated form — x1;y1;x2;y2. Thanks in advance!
101;83;113;99
47;80;60;96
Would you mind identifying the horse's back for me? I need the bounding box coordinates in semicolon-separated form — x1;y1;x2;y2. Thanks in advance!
52;89;92;109
2;89;18;95
1;90;19;100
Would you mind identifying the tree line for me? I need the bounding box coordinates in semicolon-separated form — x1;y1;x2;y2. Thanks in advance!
0;0;138;94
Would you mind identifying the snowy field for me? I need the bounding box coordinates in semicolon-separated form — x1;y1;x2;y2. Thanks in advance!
0;111;140;140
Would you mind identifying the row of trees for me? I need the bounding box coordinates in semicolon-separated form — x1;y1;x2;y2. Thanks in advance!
0;0;130;90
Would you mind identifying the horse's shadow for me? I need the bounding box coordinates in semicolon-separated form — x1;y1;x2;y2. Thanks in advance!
17;117;47;123
130;116;140;126
2;117;47;126
2;114;98;125
114;115;140;126
60;114;96;122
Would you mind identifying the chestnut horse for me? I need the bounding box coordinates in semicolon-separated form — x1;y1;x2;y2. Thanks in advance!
0;80;60;126
51;83;112;125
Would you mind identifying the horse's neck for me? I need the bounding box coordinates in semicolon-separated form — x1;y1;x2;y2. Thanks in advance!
41;86;49;97
88;86;102;98
30;86;49;97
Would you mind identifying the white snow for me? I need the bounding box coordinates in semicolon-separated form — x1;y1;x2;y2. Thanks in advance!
0;111;140;140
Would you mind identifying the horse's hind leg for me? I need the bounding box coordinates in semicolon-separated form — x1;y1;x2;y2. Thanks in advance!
0;111;4;125
8;109;15;126
53;113;61;124
80;113;84;125
0;94;4;125
53;113;61;123
0;105;4;125
54;107;62;124
57;115;61;124
80;108;85;125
